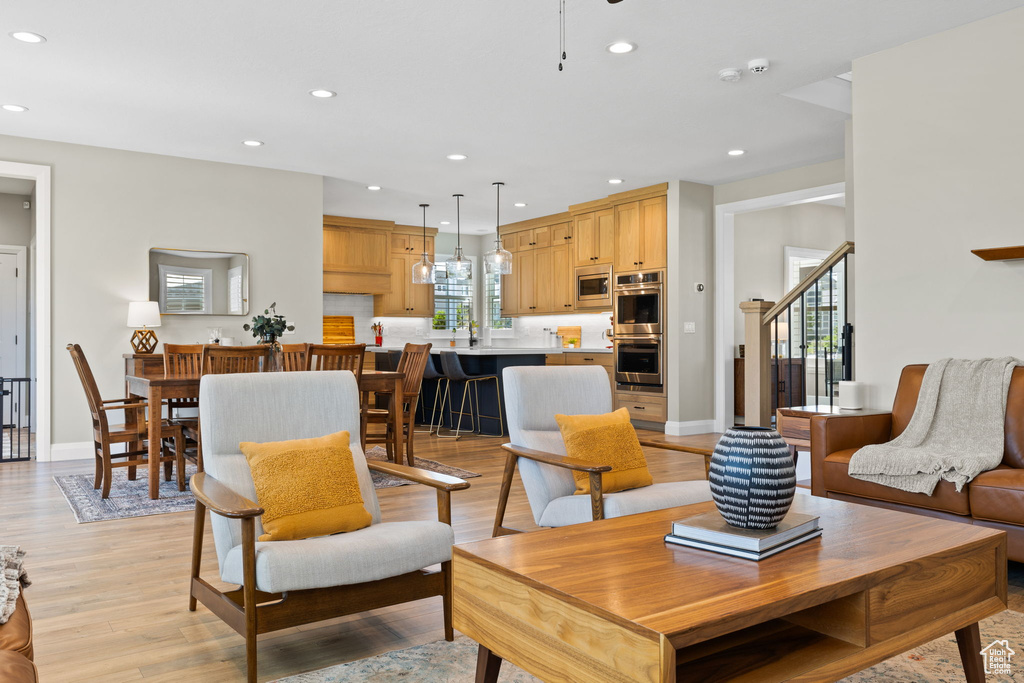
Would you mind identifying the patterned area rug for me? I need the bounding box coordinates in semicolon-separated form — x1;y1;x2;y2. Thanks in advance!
53;447;479;523
53;463;199;523
272;611;1024;682
365;446;480;489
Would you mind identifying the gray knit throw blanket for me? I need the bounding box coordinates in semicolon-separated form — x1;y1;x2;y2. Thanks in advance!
0;545;30;625
848;357;1019;495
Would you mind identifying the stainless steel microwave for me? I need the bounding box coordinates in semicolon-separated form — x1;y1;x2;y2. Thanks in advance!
575;264;612;309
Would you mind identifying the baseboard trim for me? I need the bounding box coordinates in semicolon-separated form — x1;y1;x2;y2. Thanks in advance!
48;442;93;461
664;420;717;436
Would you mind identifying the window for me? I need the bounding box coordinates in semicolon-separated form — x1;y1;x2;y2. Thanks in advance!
485;269;512;330
159;264;213;313
432;258;473;331
228;266;244;314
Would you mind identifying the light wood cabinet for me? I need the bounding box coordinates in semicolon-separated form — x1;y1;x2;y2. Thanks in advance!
551;222;573;245
613;196;666;272
533;248;553;313
615;393;667;422
574;209;613;266
374;235;435;317
564;352;614;392
517;250;536;313
516;226;552;251
551;242;575;313
323;216;437;295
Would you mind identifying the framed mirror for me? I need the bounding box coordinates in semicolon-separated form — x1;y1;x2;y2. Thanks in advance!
148;248;249;315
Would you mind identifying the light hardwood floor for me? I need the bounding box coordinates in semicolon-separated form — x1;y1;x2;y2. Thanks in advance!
0;429;705;682
5;432;1023;681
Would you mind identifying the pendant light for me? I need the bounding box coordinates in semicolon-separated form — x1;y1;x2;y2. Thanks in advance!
411;203;435;284
485;181;513;275
445;194;471;280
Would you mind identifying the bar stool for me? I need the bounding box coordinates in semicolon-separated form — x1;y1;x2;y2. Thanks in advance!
415;356;447;434
436;351;504;439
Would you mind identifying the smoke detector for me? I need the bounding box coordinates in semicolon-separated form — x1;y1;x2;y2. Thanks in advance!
748;58;770;74
718;68;742;83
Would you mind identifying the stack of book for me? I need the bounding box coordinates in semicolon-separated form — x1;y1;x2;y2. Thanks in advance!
664;511;821;561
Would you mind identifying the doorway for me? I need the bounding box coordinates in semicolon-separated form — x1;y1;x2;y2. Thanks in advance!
0;161;51;461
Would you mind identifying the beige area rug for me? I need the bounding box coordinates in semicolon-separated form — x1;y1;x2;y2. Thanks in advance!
273;611;1024;682
53;446;479;522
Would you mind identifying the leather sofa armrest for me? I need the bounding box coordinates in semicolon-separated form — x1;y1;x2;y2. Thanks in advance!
810;412;893;497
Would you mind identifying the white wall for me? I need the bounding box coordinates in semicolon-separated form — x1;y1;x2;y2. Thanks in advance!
733;203;846;347
714;159;845;206
853;6;1024;409
0;133;323;447
0;193;32;246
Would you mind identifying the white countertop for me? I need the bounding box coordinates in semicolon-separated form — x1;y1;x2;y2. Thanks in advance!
370;346;612;356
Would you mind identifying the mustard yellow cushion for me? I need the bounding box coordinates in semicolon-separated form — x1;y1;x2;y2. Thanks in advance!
240;430;372;541
555;407;653;495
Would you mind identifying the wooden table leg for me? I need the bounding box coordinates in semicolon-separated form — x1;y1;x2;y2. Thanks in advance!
391;376;405;467
955;622;985;683
148;384;163;499
475;644;502;683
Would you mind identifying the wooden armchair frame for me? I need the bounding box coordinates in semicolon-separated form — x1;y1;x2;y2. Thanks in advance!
188;465;470;683
491;443;612;537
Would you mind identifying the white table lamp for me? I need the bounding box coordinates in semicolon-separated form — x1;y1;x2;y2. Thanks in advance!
127;301;161;354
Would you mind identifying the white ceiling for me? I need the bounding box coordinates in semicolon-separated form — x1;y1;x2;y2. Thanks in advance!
1;1;1022;233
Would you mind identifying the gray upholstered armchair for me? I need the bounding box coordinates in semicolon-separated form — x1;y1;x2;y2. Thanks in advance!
492;365;712;536
188;371;468;683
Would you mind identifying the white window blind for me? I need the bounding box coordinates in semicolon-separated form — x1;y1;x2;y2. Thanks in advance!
159;264;213;314
228;266;244;314
485;270;512;329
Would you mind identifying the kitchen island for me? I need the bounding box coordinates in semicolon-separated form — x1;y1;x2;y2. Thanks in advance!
371;347;611;435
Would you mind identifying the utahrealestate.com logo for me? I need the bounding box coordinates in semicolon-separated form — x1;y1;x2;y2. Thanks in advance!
981;639;1015;676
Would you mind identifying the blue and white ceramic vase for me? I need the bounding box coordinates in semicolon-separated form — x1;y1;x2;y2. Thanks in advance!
708;426;795;529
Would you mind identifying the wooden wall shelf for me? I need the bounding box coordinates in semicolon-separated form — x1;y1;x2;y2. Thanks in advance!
971;246;1024;261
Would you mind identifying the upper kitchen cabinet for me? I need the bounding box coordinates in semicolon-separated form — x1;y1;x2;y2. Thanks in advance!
613;194;667;272
573;208;614;266
323;216;437;297
375;226;435;317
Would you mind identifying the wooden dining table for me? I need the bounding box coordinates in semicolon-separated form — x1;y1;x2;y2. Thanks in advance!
124;358;405;499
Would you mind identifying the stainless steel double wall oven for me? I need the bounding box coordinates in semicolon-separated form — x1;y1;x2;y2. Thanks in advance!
613;270;664;391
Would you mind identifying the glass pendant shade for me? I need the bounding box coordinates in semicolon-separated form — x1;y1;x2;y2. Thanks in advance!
445;246;471;279
411;203;435;284
412;253;435;284
484;238;513;275
485;181;513;274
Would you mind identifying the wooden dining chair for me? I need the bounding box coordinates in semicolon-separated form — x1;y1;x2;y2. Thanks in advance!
363;343;431;466
202;345;269;375
279;343;309;372
163;343;204;470
305;343;367;375
67;343;186;498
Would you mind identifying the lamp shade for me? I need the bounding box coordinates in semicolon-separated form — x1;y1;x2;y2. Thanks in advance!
127;301;161;328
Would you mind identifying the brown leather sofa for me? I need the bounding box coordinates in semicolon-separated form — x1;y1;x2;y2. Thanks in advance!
0;593;37;683
811;363;1024;562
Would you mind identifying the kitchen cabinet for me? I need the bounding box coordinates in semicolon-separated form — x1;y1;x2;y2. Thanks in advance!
550;242;575;313
516;250;537;313
613;196;666;272
323;216;437;295
373;237;435;317
564;351;614;392
573;208;614;266
516;225;551;251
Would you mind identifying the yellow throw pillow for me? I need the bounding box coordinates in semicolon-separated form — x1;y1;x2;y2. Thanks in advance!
240;430;372;541
555;407;653;495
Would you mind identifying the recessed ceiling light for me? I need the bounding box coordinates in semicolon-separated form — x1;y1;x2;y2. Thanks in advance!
607;42;636;54
367;185;381;191
309;89;336;98
446;153;468;161
514;202;527;207
2;104;28;112
440;221;451;225
10;31;46;44
728;149;746;156
608;178;624;185
242;140;264;147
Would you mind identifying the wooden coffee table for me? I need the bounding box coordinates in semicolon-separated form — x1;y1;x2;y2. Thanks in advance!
454;494;1006;682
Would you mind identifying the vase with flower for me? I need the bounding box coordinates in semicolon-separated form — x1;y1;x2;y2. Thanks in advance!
243;303;294;371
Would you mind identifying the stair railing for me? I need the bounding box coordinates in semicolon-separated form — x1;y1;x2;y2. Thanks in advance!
740;241;854;426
